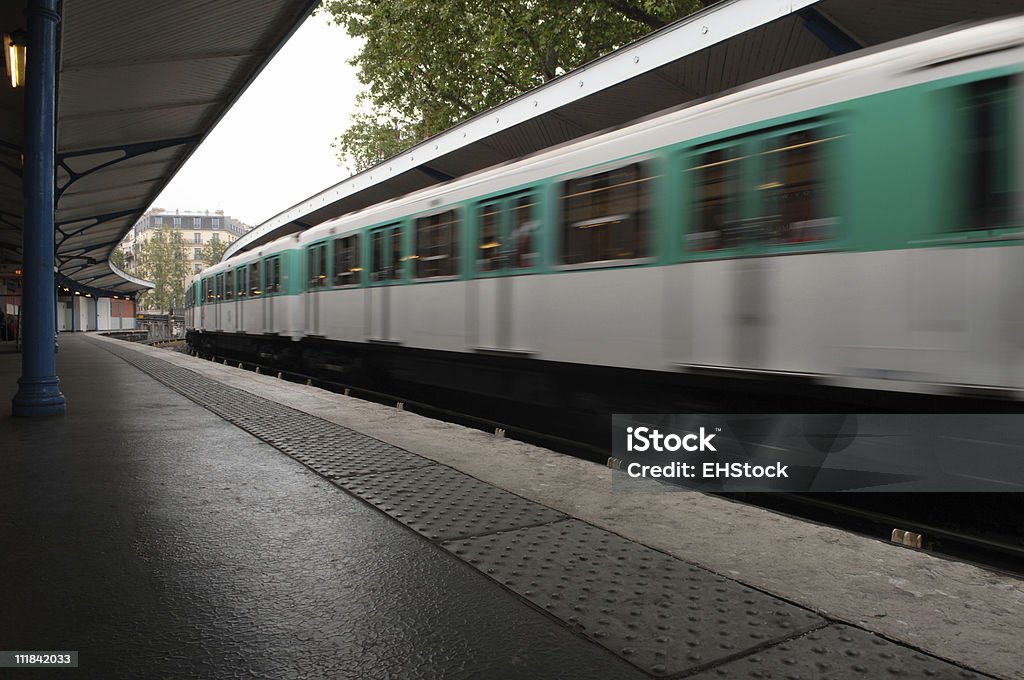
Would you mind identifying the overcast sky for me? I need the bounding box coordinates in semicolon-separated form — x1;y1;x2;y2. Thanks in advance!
152;11;361;228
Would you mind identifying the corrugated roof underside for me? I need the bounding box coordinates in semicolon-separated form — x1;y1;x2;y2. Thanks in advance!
45;0;318;293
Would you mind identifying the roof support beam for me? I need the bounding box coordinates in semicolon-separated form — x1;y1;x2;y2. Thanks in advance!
55;207;139;243
55;135;199;201
59;98;226;122
61;49;267;72
798;7;862;55
416;164;455;182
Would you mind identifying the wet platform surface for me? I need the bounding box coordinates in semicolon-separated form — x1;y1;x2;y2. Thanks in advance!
0;335;1012;678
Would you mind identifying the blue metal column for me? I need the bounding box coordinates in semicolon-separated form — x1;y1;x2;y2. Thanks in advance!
12;0;65;416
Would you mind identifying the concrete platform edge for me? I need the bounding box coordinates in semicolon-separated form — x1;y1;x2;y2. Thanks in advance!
89;334;1024;680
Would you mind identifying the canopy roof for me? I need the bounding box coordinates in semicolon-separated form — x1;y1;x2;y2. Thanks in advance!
227;0;1024;259
0;0;319;294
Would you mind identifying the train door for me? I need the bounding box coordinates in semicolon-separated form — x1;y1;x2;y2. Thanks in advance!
367;224;402;341
474;192;538;350
249;260;263;332
680;140;763;370
214;273;223;331
200;278;207;329
305;245;327;336
265;256;280;333
235;265;246;331
224;269;235;330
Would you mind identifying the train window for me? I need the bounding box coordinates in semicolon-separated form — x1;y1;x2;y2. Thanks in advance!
224;270;234;301
415;210;460;278
390;228;403;280
511;195;538;268
478;203;501;272
215;274;224;301
372;230;387;282
689;148;743;250
476;193;539;273
759;129;837;243
266;256;282;294
333;234;361;286
249;260;262;296
236;267;247;298
370;224;403;282
561;163;651;264
307;244;328;289
961;77;1013;230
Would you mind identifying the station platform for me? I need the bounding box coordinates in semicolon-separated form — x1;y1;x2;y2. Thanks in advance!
1;333;1020;679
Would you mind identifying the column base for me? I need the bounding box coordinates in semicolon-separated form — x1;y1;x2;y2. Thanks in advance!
12;376;66;416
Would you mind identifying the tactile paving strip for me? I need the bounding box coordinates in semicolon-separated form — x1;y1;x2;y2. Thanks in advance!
686;623;992;679
95;341;432;477
95;341;995;680
444;520;824;677
334;464;567;540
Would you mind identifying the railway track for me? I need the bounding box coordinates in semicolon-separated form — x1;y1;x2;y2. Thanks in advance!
182;345;1024;577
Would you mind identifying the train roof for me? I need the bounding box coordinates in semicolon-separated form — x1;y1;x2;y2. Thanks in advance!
225;0;1024;261
275;14;1024;249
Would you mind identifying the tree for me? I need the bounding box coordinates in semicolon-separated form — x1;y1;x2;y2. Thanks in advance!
136;227;189;312
109;247;125;271
201;237;228;267
320;0;705;171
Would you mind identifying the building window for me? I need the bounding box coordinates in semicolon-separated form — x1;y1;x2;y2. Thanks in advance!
193;217;202;228
333;234;361;286
212;217;220;227
561;162;651;264
193;233;201;244
194;264;201;273
173;217;181;227
415;210;460;278
211;233;220;242
194;248;201;260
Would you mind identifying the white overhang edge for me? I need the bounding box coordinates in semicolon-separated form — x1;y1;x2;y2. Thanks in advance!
224;0;823;260
108;259;155;291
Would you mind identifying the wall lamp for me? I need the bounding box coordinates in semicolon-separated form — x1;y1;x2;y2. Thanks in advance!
4;30;27;88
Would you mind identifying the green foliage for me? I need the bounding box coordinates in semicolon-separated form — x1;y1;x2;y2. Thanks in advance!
136;227;189;312
331;106;427;176
320;0;704;171
201;237;229;267
109;247;126;271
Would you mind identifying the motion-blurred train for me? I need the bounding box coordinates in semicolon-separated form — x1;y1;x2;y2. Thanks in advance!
187;17;1024;409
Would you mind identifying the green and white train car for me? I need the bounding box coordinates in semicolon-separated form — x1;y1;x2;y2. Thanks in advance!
187;16;1024;402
